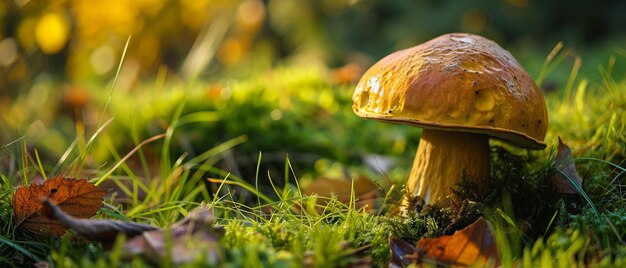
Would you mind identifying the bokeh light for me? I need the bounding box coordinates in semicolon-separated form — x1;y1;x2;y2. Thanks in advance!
35;11;70;54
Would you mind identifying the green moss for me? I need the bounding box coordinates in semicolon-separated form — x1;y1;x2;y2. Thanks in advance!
220;208;394;266
570;208;626;249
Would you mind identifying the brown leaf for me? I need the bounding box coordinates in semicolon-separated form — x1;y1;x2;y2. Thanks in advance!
302;175;380;212
41;199;158;247
415;217;498;266
551;137;583;194
389;217;498;267
12;176;108;236
122;205;223;265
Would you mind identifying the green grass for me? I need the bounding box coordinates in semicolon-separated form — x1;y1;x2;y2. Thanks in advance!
1;48;626;266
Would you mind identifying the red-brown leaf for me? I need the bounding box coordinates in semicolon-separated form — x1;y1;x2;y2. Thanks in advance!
388;218;498;267
12;176;107;236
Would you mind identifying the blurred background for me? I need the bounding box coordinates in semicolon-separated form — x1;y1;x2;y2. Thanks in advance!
2;0;625;92
1;0;625;185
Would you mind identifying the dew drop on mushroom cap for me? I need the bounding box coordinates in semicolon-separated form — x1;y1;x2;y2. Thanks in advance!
352;33;548;208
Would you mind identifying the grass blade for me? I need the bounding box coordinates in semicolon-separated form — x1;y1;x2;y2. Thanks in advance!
95;133;166;186
0;235;42;262
557;169;599;215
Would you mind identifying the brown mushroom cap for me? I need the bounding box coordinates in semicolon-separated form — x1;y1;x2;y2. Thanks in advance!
353;33;548;149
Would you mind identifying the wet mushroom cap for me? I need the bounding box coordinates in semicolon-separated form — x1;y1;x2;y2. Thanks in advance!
352;33;548;149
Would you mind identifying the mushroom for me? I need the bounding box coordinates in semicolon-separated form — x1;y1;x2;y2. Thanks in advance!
352;33;548;208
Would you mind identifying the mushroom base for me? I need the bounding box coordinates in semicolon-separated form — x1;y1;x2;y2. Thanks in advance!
402;129;490;210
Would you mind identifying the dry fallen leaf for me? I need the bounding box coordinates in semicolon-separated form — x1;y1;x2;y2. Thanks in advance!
41;199;158;247
390;217;498;267
551;137;583;194
416;217;497;266
12;176;108;236
43;199;223;265
122;204;223;265
42;200;223;265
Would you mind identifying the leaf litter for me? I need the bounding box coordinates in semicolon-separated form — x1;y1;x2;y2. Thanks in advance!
390;217;498;267
120;204;223;265
41;199;158;246
12;176;108;236
12;176;225;265
43;199;223;265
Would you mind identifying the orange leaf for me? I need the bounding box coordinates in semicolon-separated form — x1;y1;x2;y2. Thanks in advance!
12;176;108;236
415;217;498;266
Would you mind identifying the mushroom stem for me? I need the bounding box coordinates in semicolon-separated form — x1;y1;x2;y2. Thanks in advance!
403;129;490;208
